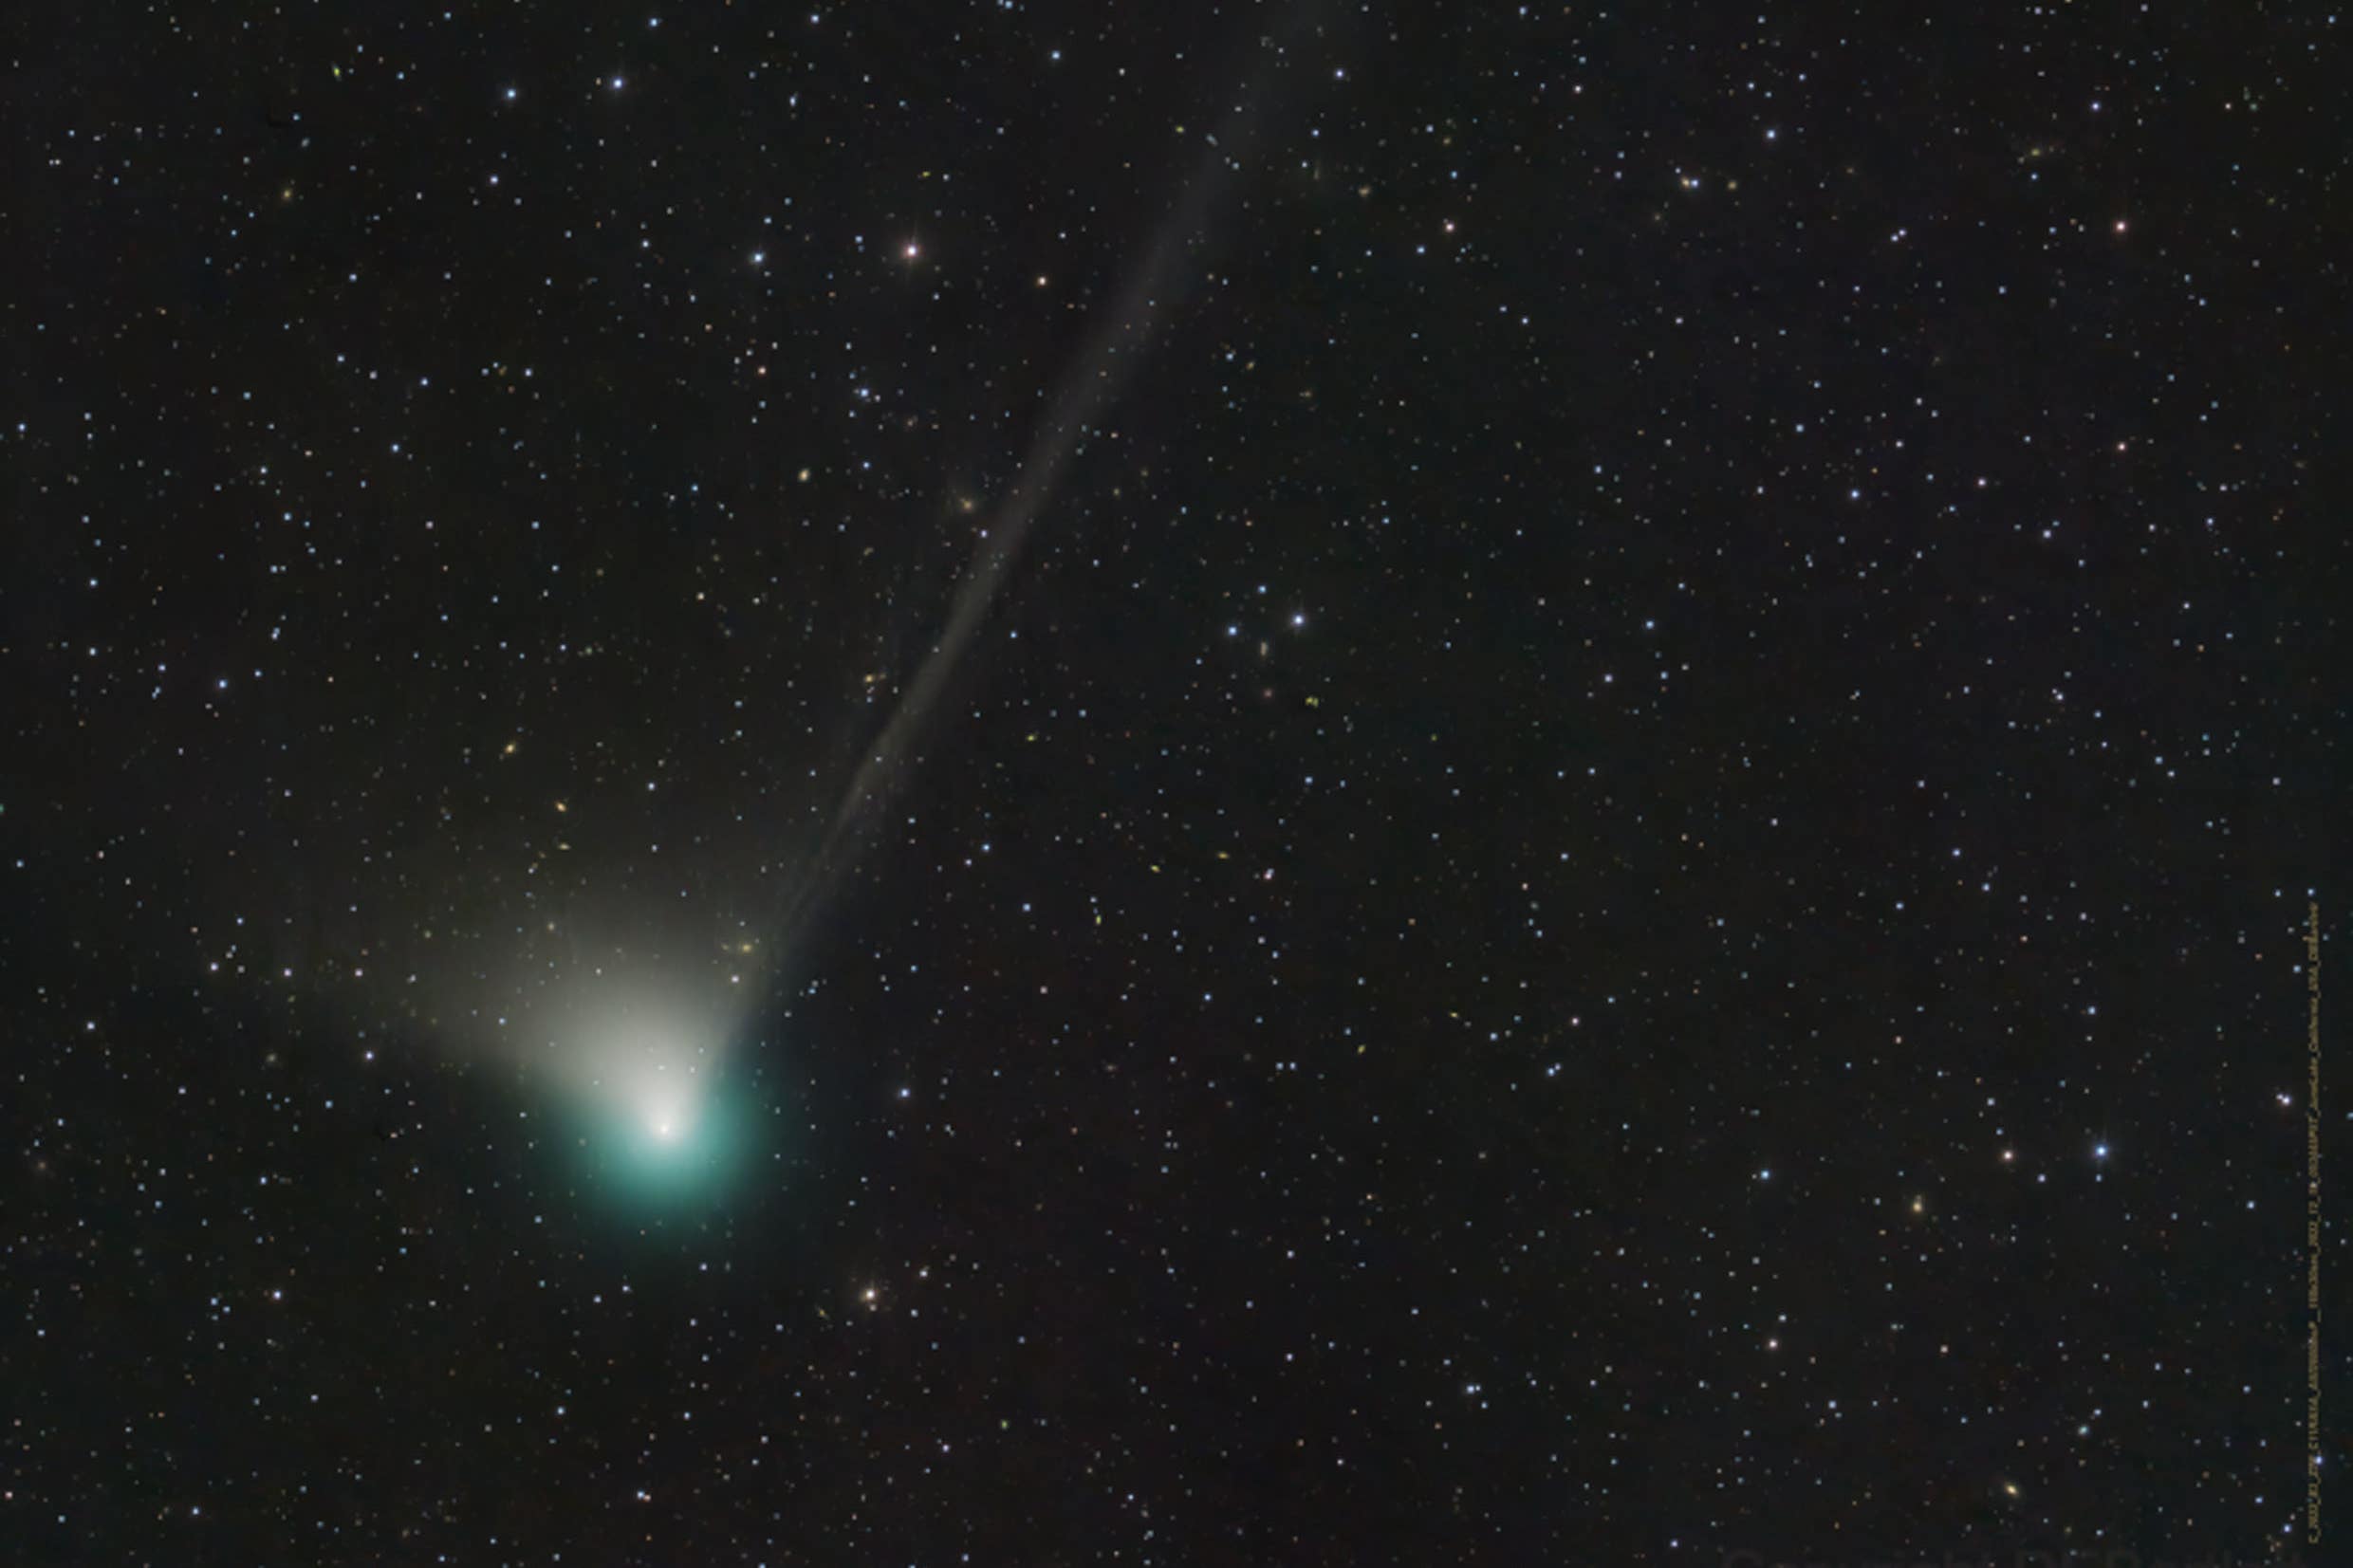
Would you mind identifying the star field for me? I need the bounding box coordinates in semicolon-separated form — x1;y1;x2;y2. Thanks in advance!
3;1;2340;1564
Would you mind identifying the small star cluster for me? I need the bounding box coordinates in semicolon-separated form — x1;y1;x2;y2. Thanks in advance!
3;1;2335;1563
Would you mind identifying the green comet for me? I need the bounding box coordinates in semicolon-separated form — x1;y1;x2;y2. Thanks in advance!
516;971;775;1212
564;1061;763;1209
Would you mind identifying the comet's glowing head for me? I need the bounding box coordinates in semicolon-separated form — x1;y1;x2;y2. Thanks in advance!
624;1062;707;1154
526;974;757;1202
578;1025;724;1171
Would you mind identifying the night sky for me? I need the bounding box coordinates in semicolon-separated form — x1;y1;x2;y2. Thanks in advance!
5;2;2340;1564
